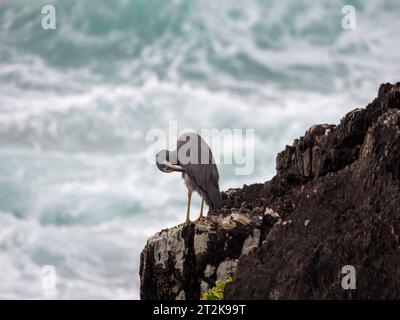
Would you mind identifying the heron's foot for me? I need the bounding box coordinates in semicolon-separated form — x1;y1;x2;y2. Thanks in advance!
177;219;191;227
195;214;205;223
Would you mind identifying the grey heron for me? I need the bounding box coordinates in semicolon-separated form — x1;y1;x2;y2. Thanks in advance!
156;132;221;225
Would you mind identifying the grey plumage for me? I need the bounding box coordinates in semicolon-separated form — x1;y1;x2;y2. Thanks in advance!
156;133;221;223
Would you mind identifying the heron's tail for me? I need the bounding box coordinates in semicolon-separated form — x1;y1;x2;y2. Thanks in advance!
206;185;221;212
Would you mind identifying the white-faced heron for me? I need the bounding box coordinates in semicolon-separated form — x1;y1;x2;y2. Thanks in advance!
156;132;221;224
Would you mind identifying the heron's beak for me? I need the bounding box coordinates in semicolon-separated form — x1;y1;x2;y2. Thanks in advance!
162;161;185;173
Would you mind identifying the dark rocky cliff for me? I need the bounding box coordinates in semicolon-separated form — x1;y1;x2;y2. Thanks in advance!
140;83;400;300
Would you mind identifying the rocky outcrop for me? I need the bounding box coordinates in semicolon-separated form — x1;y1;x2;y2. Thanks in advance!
140;210;278;299
140;83;400;300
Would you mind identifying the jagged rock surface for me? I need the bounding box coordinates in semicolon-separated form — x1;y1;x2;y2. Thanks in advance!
140;83;400;300
140;211;277;299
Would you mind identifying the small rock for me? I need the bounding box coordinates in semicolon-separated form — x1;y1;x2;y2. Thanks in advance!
231;213;252;225
241;229;261;255
204;264;215;278
264;207;280;218
200;281;209;295
216;259;238;282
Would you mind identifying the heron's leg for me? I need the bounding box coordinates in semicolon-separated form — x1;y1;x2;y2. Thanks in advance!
199;197;204;219
185;191;192;225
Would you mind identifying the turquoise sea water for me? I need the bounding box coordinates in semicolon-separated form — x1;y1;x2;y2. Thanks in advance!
0;0;399;299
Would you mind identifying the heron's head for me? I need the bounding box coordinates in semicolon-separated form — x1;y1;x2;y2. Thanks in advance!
156;150;185;173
